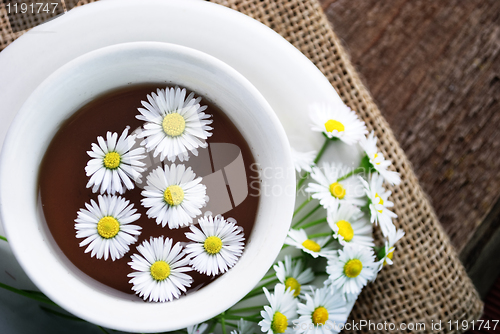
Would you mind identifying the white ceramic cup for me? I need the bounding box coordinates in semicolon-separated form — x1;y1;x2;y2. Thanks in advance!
0;42;295;332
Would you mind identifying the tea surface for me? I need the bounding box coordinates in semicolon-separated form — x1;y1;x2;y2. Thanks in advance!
38;84;260;295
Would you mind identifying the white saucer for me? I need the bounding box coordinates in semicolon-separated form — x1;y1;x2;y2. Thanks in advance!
0;0;354;332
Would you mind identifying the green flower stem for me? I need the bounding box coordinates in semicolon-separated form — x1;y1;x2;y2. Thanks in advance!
223;314;260;322
227;305;264;314
337;166;366;182
300;217;327;230
323;236;335;248
0;282;57;306
293;197;312;217
261;273;275;281
0;235;7;242
224;322;238;329
40;306;84;322
297;138;330;190
241;278;279;301
207;318;219;334
221;312;227;334
97;326;110;334
314;138;331;164
308;232;332;239
292;204;321;229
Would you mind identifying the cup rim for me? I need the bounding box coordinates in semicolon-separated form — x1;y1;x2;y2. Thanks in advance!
0;42;295;332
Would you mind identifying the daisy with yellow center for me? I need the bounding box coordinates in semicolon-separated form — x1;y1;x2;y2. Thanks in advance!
295;287;348;334
259;284;298;334
305;163;366;210
184;214;245;276
273;255;315;298
380;224;405;267
128;236;193;302
325;245;377;297
359;131;401;186
285;229;337;259
136;86;213;162
359;174;397;237
74;195;142;261
309;103;367;145
85;127;146;194
141;164;207;229
327;204;374;248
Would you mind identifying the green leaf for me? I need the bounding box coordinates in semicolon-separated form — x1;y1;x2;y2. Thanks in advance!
0;282;58;306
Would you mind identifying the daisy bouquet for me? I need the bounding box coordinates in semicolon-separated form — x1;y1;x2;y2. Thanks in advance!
192;102;405;334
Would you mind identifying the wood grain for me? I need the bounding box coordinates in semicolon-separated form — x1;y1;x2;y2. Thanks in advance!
320;0;500;255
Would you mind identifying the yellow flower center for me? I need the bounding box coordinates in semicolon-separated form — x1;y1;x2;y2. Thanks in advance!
336;220;354;242
204;236;223;255
164;185;184;206
375;193;384;213
103;152;121;169
312;306;329;325
329;182;346;199
373;153;381;165
344;259;363;278
302;239;321;252
271;311;288;334
150;261;171;281
97;216;120;239
162;113;186;137
284;277;301;297
324;119;345;133
383;251;394;266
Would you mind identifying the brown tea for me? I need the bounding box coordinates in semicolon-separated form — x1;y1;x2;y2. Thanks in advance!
38;84;259;296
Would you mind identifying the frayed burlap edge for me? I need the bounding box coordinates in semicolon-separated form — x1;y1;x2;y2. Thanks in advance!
0;0;483;333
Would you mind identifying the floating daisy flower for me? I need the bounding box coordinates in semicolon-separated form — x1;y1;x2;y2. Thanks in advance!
309;103;367;145
187;323;208;334
360;174;397;237
380;224;405;267
273;255;314;297
128;236;193;302
184;214;245;276
294;287;348;334
285;229;337;259
259;284;298;334
305;162;366;210
231;318;255;334
85;128;146;194
141;164;207;229
327;204;374;248
291;147;317;173
74;195;142;261
136;86;213;162
359;131;401;186
325;244;377;296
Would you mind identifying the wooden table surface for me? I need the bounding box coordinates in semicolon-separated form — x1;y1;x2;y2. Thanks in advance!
319;0;500;296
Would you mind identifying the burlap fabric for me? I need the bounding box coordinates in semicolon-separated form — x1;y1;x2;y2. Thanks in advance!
0;0;484;333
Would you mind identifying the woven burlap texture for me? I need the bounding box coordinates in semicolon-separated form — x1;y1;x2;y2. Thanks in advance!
0;0;484;333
